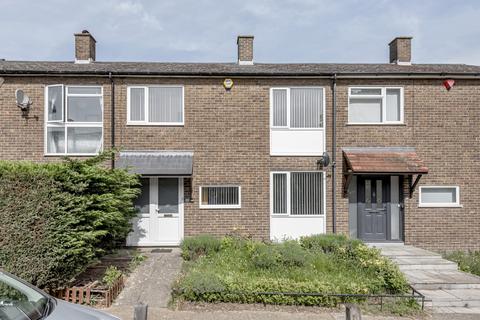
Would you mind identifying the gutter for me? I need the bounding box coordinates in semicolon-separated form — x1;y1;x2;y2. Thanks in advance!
1;71;480;79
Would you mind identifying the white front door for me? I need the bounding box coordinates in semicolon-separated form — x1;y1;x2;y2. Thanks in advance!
127;177;184;246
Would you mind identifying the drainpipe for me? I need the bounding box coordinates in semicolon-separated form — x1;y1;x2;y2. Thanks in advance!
332;74;337;234
109;72;115;168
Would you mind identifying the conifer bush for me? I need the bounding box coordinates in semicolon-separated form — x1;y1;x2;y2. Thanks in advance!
0;152;140;291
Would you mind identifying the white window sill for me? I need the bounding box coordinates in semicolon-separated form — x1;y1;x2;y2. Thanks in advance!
199;205;241;209
347;122;405;126
127;122;184;127
270;127;324;131
418;204;463;208
271;214;325;218
44;154;99;157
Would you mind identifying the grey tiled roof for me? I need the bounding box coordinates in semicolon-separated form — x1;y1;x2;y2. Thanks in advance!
1;60;480;76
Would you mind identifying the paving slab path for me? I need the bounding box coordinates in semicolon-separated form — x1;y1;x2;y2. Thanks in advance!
113;248;183;308
372;243;480;314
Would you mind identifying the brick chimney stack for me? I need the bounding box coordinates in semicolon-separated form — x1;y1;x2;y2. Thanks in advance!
389;37;412;65
75;30;96;63
237;35;254;65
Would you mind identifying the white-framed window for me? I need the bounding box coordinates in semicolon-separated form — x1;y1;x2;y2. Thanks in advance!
419;186;461;207
199;186;241;209
271;171;324;215
45;85;103;155
127;86;184;125
348;87;403;124
270;87;324;129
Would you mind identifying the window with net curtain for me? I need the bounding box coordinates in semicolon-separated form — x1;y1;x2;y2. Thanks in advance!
200;186;241;208
46;85;103;155
271;87;323;128
420;186;460;207
272;172;323;215
129;86;183;124
348;87;402;123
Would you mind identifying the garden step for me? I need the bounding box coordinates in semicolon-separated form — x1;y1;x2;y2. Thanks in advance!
392;257;456;265
398;263;458;271
404;270;480;290
431;306;480;313
420;289;480;308
370;244;441;258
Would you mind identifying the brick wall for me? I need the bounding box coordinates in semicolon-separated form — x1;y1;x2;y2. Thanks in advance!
0;75;478;250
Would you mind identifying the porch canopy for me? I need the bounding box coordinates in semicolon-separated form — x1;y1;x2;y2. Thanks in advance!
117;151;193;175
342;147;428;197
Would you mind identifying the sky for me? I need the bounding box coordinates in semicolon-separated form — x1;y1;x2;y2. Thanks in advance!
0;0;479;65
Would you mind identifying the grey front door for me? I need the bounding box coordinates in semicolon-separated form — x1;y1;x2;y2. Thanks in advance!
357;176;390;241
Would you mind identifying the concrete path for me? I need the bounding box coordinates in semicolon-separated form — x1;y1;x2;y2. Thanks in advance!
372;243;480;314
113;248;183;308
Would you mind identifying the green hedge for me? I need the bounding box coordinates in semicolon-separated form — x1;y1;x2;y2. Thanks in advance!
0;152;140;291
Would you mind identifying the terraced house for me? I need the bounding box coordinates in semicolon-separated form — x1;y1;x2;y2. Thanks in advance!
0;31;479;250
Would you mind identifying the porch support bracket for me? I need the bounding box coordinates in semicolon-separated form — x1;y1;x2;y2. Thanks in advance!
342;172;353;198
409;174;422;198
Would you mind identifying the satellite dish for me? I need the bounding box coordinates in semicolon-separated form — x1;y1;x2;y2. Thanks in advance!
15;89;32;114
15;89;32;110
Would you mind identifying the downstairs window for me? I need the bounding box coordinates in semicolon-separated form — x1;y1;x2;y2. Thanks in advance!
271;171;324;215
419;186;461;207
199;186;241;209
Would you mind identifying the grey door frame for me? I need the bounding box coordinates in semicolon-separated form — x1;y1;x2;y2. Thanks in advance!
356;175;404;242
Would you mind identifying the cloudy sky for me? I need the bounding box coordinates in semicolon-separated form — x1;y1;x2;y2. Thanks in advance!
0;0;479;65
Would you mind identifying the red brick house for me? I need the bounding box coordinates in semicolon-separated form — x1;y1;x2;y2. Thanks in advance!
0;31;479;250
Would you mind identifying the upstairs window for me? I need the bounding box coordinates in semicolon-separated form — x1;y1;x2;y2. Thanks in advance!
127;86;184;125
271;87;323;129
348;87;403;124
45;85;103;155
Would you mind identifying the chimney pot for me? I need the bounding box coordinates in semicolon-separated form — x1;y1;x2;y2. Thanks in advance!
389;36;412;65
75;30;96;63
237;35;254;65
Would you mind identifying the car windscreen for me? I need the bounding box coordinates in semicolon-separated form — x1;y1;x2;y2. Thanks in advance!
0;272;48;320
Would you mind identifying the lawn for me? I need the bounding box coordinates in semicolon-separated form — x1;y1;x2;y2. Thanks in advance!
173;234;414;309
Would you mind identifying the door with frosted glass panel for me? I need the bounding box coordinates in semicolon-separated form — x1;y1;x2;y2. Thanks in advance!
357;176;389;241
127;177;183;246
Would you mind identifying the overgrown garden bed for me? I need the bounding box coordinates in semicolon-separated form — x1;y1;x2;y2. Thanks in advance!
444;251;480;276
173;234;420;315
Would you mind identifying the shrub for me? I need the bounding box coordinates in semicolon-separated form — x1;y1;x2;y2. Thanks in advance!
181;235;222;260
102;266;123;288
0;152;140;290
250;243;279;269
276;241;309;267
444;251;480;276
300;234;361;254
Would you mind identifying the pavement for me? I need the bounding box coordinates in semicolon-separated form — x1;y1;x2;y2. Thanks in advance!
106;305;480;320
